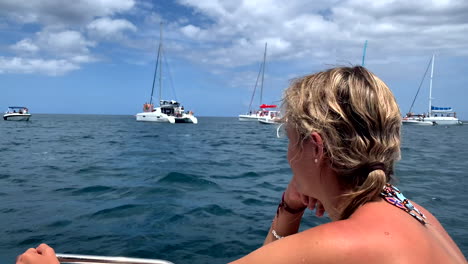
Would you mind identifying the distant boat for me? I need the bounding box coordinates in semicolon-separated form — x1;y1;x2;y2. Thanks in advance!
239;43;279;121
402;54;462;126
135;23;197;124
3;106;31;121
257;105;281;124
401;116;434;126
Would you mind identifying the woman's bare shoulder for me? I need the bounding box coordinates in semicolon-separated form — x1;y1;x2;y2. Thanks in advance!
230;220;381;264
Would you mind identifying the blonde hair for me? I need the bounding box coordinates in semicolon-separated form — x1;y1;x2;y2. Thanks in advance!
282;66;401;220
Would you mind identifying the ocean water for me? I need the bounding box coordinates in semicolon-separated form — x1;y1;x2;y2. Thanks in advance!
0;115;467;263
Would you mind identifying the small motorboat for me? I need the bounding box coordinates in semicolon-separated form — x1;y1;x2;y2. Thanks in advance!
3;106;31;121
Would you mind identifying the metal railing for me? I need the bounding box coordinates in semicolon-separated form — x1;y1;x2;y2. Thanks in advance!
56;253;174;264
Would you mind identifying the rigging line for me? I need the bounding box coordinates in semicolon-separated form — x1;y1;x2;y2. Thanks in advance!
260;43;267;106
408;57;432;114
249;60;264;112
162;50;178;101
150;44;161;105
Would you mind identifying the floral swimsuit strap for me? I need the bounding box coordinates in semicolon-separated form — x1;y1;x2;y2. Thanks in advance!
380;183;427;225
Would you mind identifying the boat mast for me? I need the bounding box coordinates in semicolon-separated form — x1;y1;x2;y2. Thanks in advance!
361;40;368;67
159;22;163;104
408;57;432;115
260;42;267;106
150;38;161;105
428;54;434;117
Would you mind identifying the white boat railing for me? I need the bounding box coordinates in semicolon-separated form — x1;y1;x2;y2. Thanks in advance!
56;253;174;264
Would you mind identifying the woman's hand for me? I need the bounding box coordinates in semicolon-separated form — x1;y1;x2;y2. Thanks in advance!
284;178;325;217
16;244;59;264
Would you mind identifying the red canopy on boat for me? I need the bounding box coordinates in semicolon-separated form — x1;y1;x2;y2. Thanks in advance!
260;104;277;109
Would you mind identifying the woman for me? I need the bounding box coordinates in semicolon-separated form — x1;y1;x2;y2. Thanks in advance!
230;66;466;263
16;67;466;264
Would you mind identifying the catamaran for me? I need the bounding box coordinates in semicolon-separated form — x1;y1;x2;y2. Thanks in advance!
239;43;279;121
257;104;281;124
3;106;31;121
136;23;197;124
402;54;462;126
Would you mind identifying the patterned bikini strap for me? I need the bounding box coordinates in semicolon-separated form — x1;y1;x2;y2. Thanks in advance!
380;183;427;225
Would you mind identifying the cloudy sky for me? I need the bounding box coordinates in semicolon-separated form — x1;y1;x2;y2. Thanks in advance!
1;0;467;117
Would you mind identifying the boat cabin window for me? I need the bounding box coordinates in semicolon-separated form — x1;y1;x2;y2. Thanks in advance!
161;108;174;115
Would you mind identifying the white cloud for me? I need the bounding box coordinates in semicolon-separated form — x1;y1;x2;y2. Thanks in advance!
2;0;468;78
87;17;137;40
3;30;97;76
0;0;139;76
10;39;39;53
0;0;135;26
180;24;201;39
170;0;468;68
70;55;97;63
0;56;79;76
37;30;96;56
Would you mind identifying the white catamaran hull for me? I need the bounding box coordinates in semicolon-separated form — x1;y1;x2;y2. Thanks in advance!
136;112;176;123
258;117;280;125
424;117;462;126
175;115;198;124
136;112;197;124
258;119;277;124
238;114;261;121
402;119;434;126
3;113;31;121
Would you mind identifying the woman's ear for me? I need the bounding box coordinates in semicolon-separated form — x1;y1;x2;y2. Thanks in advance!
308;132;324;162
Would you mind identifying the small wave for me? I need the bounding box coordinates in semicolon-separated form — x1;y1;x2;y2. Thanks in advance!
213;171;260;180
76;165;103;174
0;174;10;179
54;187;77;193
89;204;147;219
209;140;231;147
138;186;182;197
46;220;72;228
10;178;27;184
255;181;283;191
72;185;117;195
43;165;62;171
187;204;235;217
241;198;270;206
157;172;219;189
1;208;18;213
6;228;33;235
18;236;44;246
238;171;260;178
142;134;159;138
106;140;121;145
167;214;188;223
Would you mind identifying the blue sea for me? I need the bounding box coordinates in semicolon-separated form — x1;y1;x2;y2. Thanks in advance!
1;115;467;263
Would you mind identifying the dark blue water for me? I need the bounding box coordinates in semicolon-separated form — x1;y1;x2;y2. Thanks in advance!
1;115;467;263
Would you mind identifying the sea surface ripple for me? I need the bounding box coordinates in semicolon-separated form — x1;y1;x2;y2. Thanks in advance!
0;115;467;263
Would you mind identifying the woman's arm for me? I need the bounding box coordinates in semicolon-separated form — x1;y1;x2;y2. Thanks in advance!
263;194;306;245
264;178;324;245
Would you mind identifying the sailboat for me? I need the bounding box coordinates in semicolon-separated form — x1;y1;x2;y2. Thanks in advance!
238;43;278;121
136;23;198;124
402;54;462;126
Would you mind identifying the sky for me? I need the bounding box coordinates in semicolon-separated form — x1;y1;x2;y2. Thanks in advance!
1;0;467;117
